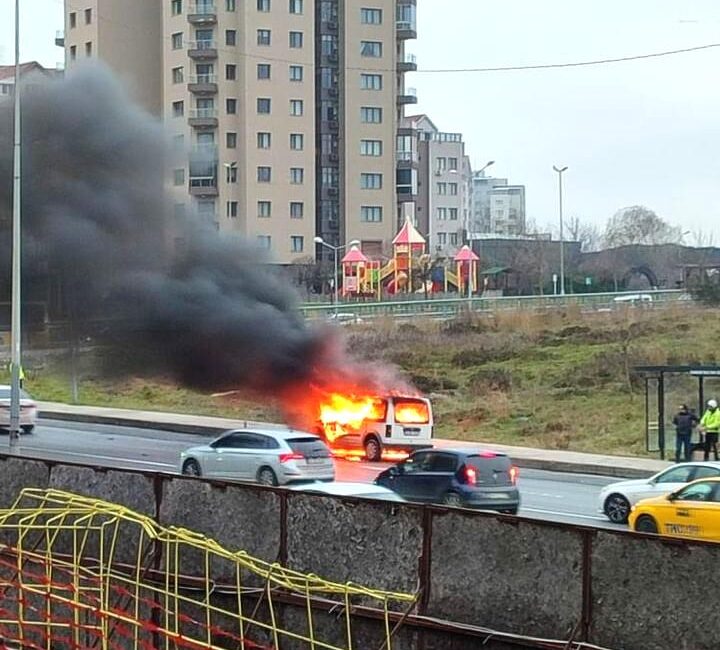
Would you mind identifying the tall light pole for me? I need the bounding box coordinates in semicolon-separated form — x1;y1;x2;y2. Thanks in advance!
553;165;568;296
9;0;22;448
314;237;360;319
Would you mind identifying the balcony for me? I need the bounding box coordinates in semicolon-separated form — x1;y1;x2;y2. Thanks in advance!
397;53;417;72
187;74;218;94
188;2;217;23
189;176;218;196
396;18;417;40
188;107;218;128
190;144;218;160
397;87;418;105
187;40;217;59
396;150;418;166
55;30;64;47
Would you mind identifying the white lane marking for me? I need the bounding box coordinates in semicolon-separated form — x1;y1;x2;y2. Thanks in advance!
16;448;176;470
521;507;608;522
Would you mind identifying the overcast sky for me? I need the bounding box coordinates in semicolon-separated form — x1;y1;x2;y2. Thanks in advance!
2;0;719;241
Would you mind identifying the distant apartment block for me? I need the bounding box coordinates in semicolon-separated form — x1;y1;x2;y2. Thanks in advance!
61;0;418;264
472;172;526;236
397;114;472;257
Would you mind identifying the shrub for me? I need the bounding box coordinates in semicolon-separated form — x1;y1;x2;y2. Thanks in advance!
466;368;513;393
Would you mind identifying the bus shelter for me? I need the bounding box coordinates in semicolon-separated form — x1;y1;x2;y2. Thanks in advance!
634;365;720;460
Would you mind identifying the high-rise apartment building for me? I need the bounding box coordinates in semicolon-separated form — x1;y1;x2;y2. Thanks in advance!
62;0;418;264
472;172;526;236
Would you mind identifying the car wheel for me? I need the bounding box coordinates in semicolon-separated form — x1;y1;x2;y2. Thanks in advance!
634;515;659;534
21;425;34;434
443;492;463;507
257;467;278;486
182;459;202;477
364;436;382;463
604;493;631;524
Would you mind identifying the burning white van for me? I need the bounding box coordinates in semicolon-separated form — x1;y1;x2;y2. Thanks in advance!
317;393;434;462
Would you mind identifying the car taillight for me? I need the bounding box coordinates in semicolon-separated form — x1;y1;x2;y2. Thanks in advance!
279;453;304;464
510;466;518;485
464;466;477;486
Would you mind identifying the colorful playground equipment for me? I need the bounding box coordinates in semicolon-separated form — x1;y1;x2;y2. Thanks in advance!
340;218;481;298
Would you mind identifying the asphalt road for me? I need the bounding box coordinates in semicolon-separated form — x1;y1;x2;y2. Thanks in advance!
2;420;624;530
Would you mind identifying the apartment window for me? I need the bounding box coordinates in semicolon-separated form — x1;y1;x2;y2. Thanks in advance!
361;74;382;90
258;166;272;182
361;206;383;223
84;8;92;24
290;168;304;184
449;208;459;220
172;134;185;151
226;132;237;148
290;202;304;218
450;233;459;246
436;157;447;171
257;132;271;149
290;99;304;116
449;183;458;195
437;207;447;221
360;107;382;123
291;236;304;253
69;45;77;61
257;0;270;10
172;66;184;84
360;41;382;57
226;30;237;46
437;233;447;246
257;63;271;79
225;201;238;218
171;0;182;16
257;235;272;250
290;133;304;150
361;173;382;190
85;42;92;56
360;7;382;24
289;31;303;48
321;166;339;187
69;12;77;28
289;0;303;14
257;29;271;45
321;34;337;56
437;182;447;195
226;0;236;10
226;163;237;183
257;98;271;113
226;98;237;114
258;201;271;218
360;139;382;156
173;169;185;186
448;157;458;170
172;100;184;117
289;65;303;81
225;64;237;80
171;32;183;49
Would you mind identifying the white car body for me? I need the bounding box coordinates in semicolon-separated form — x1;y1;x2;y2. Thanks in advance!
598;462;720;523
289;481;405;502
0;385;38;430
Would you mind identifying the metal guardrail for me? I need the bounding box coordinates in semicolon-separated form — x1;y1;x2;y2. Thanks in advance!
300;289;686;320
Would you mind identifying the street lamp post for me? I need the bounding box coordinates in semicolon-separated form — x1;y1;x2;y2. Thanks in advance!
314;237;360;319
9;0;22;448
553;165;568;296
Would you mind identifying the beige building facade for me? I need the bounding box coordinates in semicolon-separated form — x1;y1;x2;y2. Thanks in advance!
62;0;417;264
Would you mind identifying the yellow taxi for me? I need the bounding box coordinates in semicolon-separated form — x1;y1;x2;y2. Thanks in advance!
628;477;720;541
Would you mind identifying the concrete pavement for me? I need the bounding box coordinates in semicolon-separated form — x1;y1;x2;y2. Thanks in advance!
37;400;671;478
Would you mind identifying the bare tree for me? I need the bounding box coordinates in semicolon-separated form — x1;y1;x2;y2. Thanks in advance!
566;216;601;252
603;206;682;248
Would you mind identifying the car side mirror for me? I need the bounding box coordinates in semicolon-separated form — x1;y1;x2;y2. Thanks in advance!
667;493;677;502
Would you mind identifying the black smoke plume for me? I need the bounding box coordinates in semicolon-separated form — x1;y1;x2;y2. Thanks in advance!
0;64;345;393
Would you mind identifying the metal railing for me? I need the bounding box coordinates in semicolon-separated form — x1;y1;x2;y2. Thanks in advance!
300;289;686;320
189;107;218;119
396;150;418;162
188;73;217;84
187;40;217;50
401;53;417;65
189;176;217;189
189;2;216;13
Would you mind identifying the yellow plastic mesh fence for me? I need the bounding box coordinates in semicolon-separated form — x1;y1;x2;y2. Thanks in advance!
0;489;416;650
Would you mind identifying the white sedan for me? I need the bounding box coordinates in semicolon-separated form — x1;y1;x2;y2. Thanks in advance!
598;461;720;523
0;385;38;433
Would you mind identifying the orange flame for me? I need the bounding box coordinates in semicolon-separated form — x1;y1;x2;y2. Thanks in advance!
393;399;430;425
318;394;387;443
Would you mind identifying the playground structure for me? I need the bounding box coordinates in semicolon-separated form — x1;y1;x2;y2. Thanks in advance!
340;218;480;299
0;488;415;650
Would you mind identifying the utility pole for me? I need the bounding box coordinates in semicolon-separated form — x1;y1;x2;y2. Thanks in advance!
553;165;568;296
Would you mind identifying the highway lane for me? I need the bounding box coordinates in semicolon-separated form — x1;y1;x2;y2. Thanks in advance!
1;420;624;530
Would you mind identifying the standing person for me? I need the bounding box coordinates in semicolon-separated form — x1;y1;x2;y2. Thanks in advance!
700;399;720;461
673;404;698;463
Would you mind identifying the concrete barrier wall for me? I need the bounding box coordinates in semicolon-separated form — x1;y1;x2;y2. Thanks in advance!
2;453;720;649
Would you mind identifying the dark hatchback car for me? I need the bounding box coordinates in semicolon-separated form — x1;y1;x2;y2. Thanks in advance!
375;448;520;513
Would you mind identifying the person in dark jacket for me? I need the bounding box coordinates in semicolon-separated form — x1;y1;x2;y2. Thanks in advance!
673;404;699;463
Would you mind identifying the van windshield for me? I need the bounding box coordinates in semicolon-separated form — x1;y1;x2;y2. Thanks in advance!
393;398;430;424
